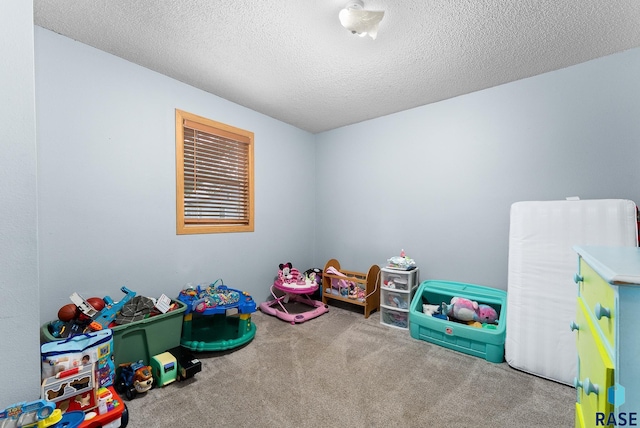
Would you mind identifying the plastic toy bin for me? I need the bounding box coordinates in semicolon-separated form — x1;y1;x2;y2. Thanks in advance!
409;280;507;363
381;288;411;310
381;307;409;329
42;300;187;367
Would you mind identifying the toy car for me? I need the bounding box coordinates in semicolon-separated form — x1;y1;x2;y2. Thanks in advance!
115;360;153;400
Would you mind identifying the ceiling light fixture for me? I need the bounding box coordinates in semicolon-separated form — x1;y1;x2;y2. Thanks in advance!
338;0;385;40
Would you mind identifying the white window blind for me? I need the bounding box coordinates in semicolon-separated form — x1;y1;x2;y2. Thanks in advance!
176;110;254;234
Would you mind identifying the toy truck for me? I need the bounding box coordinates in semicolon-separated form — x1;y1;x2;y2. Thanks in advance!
115;360;153;400
169;346;202;381
150;346;202;387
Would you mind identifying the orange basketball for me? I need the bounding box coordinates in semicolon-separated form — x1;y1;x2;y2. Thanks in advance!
57;303;79;322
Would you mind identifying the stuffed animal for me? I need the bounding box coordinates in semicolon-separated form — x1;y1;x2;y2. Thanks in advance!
422;303;440;316
278;262;305;285
441;297;499;324
442;297;478;322
279;262;295;282
476;304;498;324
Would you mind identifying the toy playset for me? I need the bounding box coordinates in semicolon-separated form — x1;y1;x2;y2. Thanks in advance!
259;263;329;324
0;399;62;428
40;330;115;413
41;364;97;413
177;281;257;352
409;280;507;363
39;329;128;427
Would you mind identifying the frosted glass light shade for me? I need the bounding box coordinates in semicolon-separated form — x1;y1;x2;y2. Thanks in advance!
339;1;384;40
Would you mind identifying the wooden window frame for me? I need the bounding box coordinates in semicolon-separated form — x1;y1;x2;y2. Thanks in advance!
175;109;254;234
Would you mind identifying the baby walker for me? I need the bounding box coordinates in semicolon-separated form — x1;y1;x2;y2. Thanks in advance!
259;263;329;324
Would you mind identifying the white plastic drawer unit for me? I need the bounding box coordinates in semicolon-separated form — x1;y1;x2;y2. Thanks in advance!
379;267;419;330
380;306;409;330
381;288;410;310
380;268;418;292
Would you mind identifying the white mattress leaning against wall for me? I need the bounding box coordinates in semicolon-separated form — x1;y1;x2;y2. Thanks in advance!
505;198;638;385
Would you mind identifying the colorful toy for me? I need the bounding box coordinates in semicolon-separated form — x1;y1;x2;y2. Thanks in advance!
41;364;97;413
0;399;61;428
441;297;499;325
115;360;153;400
40;329;115;415
89;286;137;331
259;263;329;324
178;280;257;351
53;411;84;428
303;268;322;286
81;386;128;428
303;267;323;299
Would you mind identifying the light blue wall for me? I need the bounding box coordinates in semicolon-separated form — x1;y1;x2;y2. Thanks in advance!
315;47;640;288
35;27;317;323
3;18;639;409
0;0;41;407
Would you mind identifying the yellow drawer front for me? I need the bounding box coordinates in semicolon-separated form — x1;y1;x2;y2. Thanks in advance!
578;259;615;349
575;402;585;428
575;300;614;422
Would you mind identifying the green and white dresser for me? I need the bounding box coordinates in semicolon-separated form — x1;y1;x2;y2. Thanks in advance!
572;246;640;428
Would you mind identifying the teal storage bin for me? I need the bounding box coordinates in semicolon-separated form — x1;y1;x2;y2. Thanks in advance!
409;280;507;363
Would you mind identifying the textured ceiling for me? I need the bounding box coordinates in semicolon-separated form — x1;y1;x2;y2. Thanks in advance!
34;0;640;134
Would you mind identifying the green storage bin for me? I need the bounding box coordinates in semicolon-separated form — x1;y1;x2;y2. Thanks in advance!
409;280;507;363
42;299;186;367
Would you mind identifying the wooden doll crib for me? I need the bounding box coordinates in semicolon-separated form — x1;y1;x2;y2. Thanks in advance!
321;259;381;318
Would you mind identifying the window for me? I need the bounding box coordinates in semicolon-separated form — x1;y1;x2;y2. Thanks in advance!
175;109;254;234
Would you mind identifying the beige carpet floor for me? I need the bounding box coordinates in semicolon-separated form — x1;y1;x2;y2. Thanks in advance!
122;303;575;428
